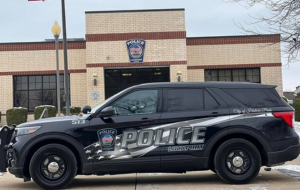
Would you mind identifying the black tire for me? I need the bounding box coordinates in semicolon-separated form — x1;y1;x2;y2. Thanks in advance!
214;138;261;184
29;144;77;190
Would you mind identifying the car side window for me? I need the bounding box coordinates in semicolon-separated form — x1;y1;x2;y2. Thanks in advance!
111;90;158;116
204;90;220;110
166;89;204;112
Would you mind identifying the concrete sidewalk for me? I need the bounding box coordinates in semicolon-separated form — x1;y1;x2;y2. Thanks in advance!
0;167;299;190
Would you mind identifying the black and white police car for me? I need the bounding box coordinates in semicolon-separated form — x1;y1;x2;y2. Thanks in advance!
0;82;299;189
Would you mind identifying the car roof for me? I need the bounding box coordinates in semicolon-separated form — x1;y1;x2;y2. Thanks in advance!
133;82;276;89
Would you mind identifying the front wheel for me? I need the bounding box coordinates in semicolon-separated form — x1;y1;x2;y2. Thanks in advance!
29;144;77;189
214;138;261;184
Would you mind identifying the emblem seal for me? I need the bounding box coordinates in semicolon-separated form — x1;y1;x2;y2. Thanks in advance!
126;39;146;63
97;128;117;151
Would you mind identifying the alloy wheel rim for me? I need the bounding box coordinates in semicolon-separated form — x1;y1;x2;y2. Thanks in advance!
226;149;250;175
40;154;66;180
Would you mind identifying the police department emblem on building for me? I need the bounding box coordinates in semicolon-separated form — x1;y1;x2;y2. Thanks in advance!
98;129;117;151
126;39;146;63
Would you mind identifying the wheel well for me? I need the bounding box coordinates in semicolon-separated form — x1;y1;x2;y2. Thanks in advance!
208;133;268;170
23;139;83;178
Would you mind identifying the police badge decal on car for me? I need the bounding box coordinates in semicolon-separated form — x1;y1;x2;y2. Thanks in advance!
98;129;117;151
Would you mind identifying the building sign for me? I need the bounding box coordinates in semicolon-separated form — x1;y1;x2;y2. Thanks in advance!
126;39;146;63
91;92;100;101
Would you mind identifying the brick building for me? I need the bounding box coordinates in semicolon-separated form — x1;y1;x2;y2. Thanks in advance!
0;8;282;125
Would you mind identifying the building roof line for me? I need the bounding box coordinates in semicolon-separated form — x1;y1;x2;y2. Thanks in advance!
85;8;185;14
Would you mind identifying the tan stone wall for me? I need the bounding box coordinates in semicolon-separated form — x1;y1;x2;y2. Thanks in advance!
0;49;86;72
187;43;281;66
187;69;205;82
261;67;283;96
86;67;105;108
170;65;187;82
86;39;186;64
0;75;13;114
70;73;87;108
86;10;185;34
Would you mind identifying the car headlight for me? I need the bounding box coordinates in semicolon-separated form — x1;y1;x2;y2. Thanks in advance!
16;126;41;136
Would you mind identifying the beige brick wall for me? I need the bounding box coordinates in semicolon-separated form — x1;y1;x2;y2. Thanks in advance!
261;67;283;96
187;69;205;82
0;49;86;72
170;65;187;82
86;39;187;64
0;76;13;114
187;43;281;66
86;10;185;34
86;67;105;108
70;73;87;108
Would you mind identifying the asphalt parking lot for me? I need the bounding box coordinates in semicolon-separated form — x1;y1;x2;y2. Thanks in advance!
1;157;299;190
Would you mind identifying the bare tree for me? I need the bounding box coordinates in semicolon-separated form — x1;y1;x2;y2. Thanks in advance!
229;0;300;65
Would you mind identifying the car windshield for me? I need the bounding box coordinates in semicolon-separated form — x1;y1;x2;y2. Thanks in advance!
90;88;129;114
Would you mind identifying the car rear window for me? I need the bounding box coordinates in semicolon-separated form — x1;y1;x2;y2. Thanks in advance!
166;89;204;112
222;88;279;108
204;90;220;110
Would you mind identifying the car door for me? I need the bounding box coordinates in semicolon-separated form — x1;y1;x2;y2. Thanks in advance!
88;88;162;174
159;88;230;171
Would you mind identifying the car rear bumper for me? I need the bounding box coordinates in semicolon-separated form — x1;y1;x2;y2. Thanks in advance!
267;144;300;166
8;167;23;178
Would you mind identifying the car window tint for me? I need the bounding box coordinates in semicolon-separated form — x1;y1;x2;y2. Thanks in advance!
223;88;277;108
205;90;220;110
112;90;158;116
167;89;204;112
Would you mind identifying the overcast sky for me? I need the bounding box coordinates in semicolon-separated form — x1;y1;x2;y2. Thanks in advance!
0;0;299;91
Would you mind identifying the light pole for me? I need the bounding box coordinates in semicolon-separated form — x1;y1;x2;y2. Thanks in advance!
51;21;62;116
61;0;70;116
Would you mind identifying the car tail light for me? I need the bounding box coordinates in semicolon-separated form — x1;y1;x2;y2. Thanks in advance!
273;112;294;128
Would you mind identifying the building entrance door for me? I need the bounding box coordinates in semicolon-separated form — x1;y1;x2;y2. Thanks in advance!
105;67;170;99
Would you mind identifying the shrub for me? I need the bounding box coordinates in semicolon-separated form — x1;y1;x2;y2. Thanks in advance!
282;97;288;103
6;107;28;126
292;98;300;122
34;105;57;120
62;106;81;116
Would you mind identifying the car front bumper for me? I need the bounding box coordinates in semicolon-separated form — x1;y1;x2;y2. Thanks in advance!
0;126;15;173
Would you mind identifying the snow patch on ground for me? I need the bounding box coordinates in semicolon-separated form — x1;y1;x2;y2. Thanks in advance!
0;172;5;178
273;165;300;173
249;187;268;190
295;122;300;136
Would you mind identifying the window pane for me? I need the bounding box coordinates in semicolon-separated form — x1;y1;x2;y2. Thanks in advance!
36;83;42;89
167;89;203;112
29;76;35;83
253;76;260;83
223;88;276;107
205;76;211;82
50;82;56;89
29;99;42;111
219;70;225;76
212;77;218;81
247;76;253;82
205;90;219;110
14;91;28;108
21;76;27;83
43;90;56;106
211;70;218;77
43;76;49;82
225;70;231;76
233;76;239;82
43;83;49;89
36;76;42;82
50;76;56;83
22;83;28;90
16;84;22;90
112;90;158;116
239;69;245;76
29;91;41;100
29;83;35;90
253;69;260;75
246;69;253;76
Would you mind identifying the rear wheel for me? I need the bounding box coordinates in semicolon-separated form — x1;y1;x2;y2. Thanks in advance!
29;144;77;189
214;138;261;184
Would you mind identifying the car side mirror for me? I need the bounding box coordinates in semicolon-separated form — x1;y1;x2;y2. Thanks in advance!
82;105;92;114
100;106;114;117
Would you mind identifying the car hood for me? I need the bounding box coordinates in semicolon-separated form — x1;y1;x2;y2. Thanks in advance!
17;114;90;128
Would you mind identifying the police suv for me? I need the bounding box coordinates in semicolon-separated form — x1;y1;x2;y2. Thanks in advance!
0;82;299;189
